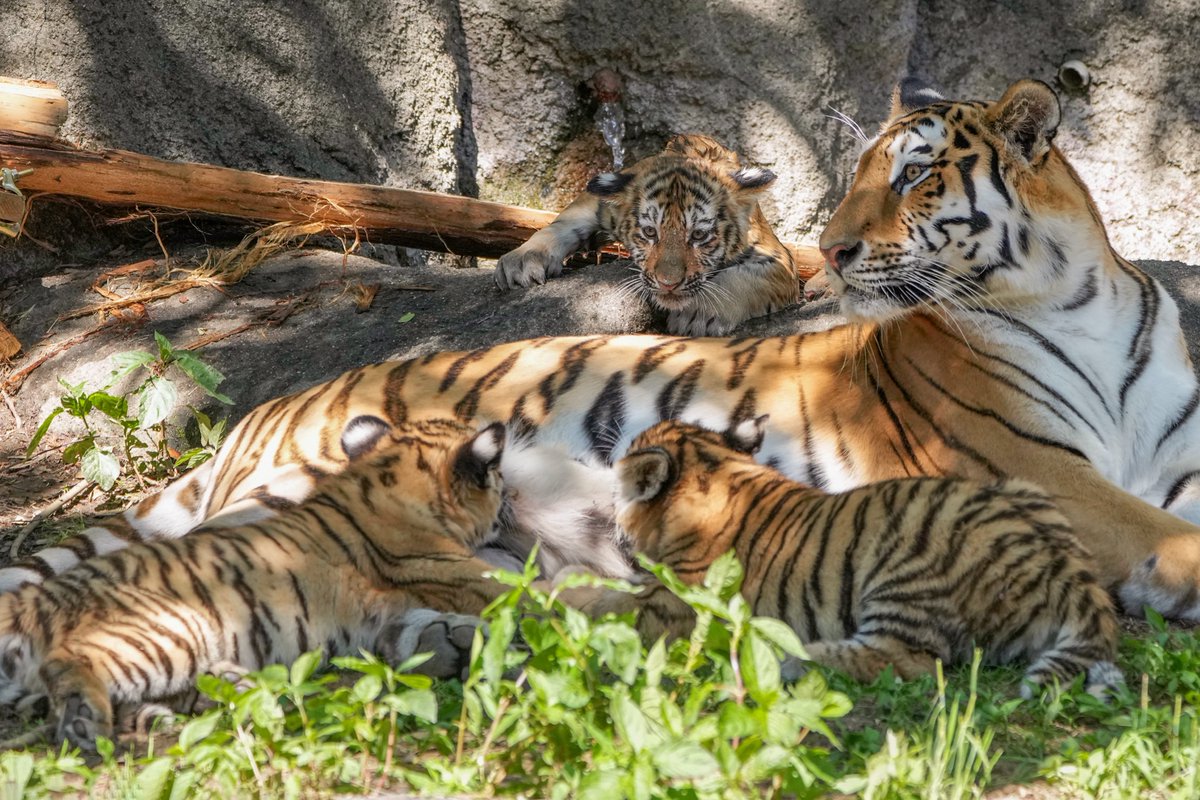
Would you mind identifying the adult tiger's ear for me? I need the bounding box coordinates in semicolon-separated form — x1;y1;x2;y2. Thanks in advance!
730;167;776;194
889;76;946;120
454;422;506;488
586;171;634;196
341;415;392;461
616;447;673;503
724;414;769;455
986;79;1061;164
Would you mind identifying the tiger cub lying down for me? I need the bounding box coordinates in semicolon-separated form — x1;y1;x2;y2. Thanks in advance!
496;133;820;336
583;420;1122;696
0;419;517;751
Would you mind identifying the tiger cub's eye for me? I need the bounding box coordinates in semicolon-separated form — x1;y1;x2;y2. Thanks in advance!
689;228;711;244
640;225;658;241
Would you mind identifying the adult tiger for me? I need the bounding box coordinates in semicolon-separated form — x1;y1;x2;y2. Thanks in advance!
496;133;816;336
6;77;1200;620
572;419;1121;696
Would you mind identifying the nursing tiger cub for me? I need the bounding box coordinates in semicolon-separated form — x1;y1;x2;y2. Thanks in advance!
0;419;513;750
8;77;1200;622
496;133;808;335
591;420;1121;695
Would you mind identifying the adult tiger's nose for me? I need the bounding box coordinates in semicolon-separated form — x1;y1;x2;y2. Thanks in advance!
819;241;862;274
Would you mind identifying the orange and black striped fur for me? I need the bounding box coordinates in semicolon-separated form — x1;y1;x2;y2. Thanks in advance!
600;420;1122;695
8;78;1200;621
496;134;813;335
0;419;510;750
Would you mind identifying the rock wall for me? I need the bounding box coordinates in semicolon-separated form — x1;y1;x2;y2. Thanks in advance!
1;0;1197;260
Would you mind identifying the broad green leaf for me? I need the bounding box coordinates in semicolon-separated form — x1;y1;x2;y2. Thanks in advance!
717;702;758;740
702;550;744;598
25;407;63;456
138;377;177;428
81;446;120;490
741;630;781;703
62;435;95;465
351;673;383;704
0;751;33;797
173;351;232;403
108;350;156;383
610;687;651;752
154;331;174;362
290;649;323;686
95;735;115;762
177;710;221;751
526;667;591;709
741;743;792;780
750;617;808;659
576;768;621;800
398;311;415;324
590;621;643;685
652;739;719;779
133;756;174;800
389;687;437;723
87;390;128;421
166;771;198;800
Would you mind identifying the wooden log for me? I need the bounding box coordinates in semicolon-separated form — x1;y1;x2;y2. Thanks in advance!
0;135;557;258
0;79;67;139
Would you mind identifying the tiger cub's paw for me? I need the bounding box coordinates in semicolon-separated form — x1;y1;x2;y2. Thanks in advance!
55;692;110;752
376;609;486;680
495;234;569;290
803;271;831;302
665;308;740;337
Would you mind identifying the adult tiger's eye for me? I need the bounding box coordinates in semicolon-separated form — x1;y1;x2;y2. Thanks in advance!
904;164;925;182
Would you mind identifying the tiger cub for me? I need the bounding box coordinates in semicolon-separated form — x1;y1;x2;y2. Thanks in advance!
0;418;512;750
496;133;821;335
597;419;1122;696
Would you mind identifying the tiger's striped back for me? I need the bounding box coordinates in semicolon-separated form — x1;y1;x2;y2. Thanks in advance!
0;418;511;750
609;420;1121;695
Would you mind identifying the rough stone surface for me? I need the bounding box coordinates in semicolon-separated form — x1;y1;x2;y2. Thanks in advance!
1;1;1197;261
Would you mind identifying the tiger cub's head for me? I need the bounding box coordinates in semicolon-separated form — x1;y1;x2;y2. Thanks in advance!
587;134;777;313
820;78;1107;322
339;416;506;549
614;418;766;571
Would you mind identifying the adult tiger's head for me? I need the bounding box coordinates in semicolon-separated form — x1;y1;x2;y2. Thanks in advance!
613;417;767;566
820;78;1108;322
339;415;507;550
587;134;778;312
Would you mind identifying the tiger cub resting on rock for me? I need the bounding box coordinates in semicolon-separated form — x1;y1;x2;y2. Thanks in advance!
0;419;517;751
585;419;1122;696
496;133;820;335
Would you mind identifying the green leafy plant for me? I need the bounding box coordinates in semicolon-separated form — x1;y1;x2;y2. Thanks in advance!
410;552;854;799
27;332;232;492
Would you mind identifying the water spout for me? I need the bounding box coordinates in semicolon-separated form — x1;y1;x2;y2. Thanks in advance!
590;68;626;170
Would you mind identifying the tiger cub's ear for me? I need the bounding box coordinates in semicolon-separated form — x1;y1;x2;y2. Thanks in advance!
617;447;674;503
454;423;506;488
729;167;776;194
586;171;634;196
723;414;769;455
986;79;1060;164
341;415;392;461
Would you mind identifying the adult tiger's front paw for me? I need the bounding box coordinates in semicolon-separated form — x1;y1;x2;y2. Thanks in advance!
376;609;486;680
495;235;568;290
1119;534;1200;621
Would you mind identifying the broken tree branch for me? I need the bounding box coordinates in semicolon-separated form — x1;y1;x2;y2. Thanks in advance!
0;78;67;139
0;133;558;258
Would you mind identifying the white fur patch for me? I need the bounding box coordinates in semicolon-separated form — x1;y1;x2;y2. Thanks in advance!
0;568;44;594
